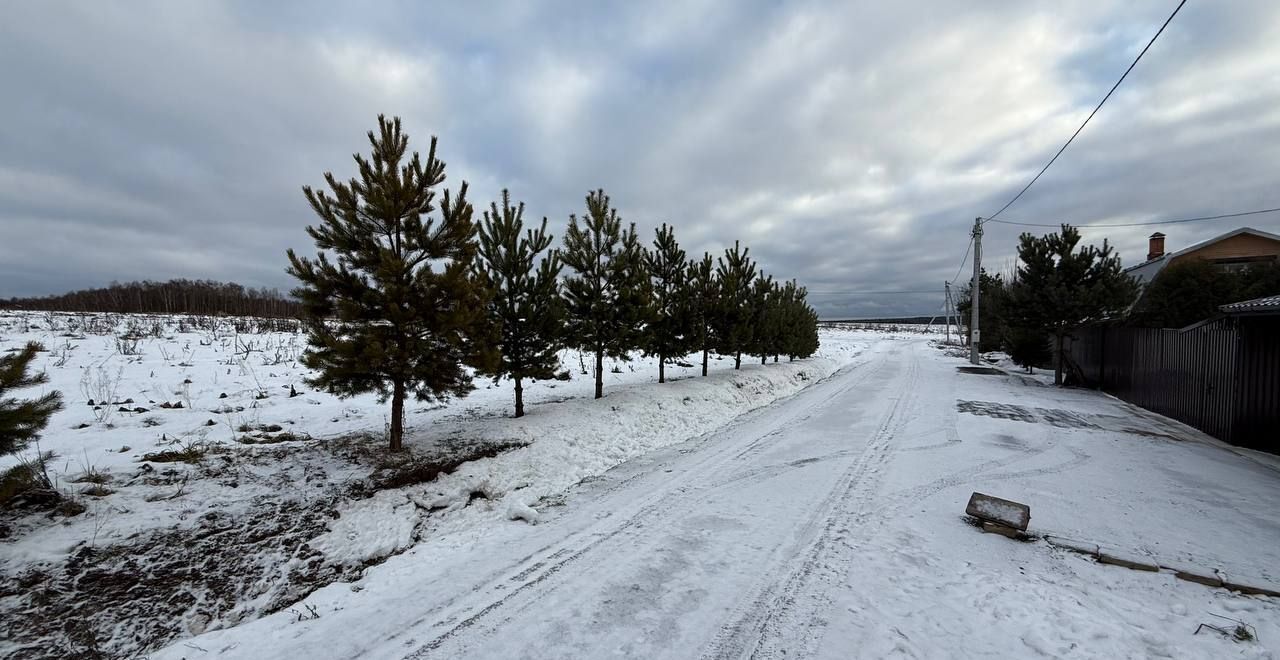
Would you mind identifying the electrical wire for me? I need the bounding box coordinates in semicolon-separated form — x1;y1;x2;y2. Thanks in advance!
949;235;974;284
983;0;1187;223
984;206;1280;229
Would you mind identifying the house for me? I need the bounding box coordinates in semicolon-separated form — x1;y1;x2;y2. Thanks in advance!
1124;226;1280;287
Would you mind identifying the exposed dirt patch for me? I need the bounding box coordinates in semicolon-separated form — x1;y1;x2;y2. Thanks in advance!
366;439;527;492
956;366;1004;376
0;496;340;659
0;433;529;659
957;400;1101;429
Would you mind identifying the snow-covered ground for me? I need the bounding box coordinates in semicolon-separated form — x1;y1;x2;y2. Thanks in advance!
0;311;866;658
147;334;1279;660
4;313;1279;659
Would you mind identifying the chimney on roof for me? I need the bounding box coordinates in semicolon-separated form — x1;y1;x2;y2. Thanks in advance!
1147;232;1166;261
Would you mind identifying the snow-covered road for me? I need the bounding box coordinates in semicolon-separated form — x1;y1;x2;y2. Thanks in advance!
161;336;1280;659
402;339;922;659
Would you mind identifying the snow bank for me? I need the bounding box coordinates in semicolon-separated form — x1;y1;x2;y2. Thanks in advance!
418;357;848;523
504;495;540;524
307;490;418;566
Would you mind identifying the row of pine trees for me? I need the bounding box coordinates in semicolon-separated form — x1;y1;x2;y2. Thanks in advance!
288;116;819;450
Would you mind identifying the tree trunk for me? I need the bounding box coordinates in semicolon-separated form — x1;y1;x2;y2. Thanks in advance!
761;355;766;365
1054;333;1064;386
734;352;741;370
773;355;778;363
658;356;665;384
514;377;524;418
701;347;708;377
389;379;406;451
594;349;604;399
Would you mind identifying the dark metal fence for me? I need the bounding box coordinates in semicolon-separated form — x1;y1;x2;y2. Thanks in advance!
1065;317;1279;452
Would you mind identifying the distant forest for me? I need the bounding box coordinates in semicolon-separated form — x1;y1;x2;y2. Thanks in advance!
1;279;302;318
822;315;935;324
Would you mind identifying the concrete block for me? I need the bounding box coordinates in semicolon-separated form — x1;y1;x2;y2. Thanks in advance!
966;492;1030;531
1174;569;1223;588
1097;548;1159;572
1217;571;1280;598
1224;582;1280;598
1158;562;1223;587
1044;535;1100;557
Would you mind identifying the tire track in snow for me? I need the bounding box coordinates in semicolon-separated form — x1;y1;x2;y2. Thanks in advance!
700;346;920;660
399;347;896;658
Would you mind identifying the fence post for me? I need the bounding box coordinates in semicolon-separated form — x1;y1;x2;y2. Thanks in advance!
1099;325;1106;387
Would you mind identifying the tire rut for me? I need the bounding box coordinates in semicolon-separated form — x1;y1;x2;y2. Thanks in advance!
701;348;921;660
400;350;894;658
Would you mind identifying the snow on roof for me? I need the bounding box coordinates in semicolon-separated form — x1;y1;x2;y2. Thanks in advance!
1220;294;1280;315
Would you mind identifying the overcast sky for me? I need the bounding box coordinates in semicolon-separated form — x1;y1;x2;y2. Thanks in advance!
2;1;1279;318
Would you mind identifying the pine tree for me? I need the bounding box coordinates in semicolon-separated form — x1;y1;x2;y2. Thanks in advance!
561;189;651;399
1006;326;1051;373
714;241;757;369
779;281;820;360
475;190;564;417
0;342;63;456
1005;224;1138;385
956;270;1008;353
794;305;820;359
748;274;777;365
643;224;689;383
763;278;791;362
287;116;496;451
686;253;719;376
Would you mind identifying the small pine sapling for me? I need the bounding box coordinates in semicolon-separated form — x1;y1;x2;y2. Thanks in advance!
560;190;651;399
475;190;565;417
0;342;64;456
714;241;757;369
686;253;719;376
643;223;690;383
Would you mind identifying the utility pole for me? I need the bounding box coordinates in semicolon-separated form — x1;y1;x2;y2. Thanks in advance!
943;282;952;345
969;217;983;365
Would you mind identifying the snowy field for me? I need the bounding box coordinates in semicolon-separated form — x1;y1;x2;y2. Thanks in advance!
0;311;866;658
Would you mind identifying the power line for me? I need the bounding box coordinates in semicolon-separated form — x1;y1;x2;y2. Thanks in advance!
983;0;1187;223
985;206;1280;229
949;236;974;284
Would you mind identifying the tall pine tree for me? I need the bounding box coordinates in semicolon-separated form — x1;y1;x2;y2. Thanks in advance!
748;274;777;365
643;223;689;383
686;253;719;376
475;190;564;418
714;241;757;369
1005;224;1138;385
779;280;820;360
561;189;651;399
1;342;63;456
287;116;496;451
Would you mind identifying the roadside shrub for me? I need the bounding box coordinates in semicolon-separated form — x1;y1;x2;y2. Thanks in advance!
0;451;63;510
1;342;64;455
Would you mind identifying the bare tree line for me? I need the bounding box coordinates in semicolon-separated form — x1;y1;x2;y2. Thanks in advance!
1;279;302;318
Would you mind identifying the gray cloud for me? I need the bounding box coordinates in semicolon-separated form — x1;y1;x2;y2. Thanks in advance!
2;1;1278;318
